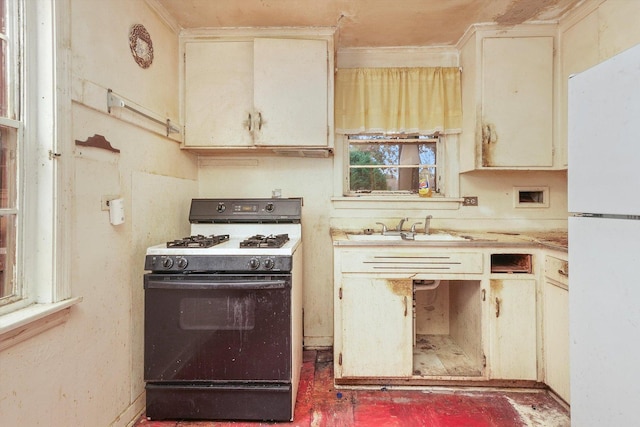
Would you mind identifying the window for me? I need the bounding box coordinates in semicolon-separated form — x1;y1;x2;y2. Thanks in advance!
347;134;443;195
0;0;72;322
0;0;20;306
335;67;461;199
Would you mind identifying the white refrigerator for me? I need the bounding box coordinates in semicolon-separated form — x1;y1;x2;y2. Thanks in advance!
568;42;640;426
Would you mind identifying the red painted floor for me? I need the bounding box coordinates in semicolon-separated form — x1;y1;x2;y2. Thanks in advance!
134;350;570;427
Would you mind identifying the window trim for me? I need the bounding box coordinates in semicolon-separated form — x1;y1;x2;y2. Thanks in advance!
0;0;77;348
332;133;462;207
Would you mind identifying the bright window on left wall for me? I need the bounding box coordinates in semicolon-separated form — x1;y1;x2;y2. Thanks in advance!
0;0;22;307
0;0;71;319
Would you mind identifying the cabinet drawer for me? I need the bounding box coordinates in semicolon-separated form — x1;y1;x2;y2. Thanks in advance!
545;255;569;287
340;250;483;274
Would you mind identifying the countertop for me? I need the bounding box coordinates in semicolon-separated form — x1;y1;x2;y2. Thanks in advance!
331;229;568;252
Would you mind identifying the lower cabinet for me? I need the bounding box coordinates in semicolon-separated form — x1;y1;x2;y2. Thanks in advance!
337;277;413;378
543;255;570;402
488;278;537;380
333;247;547;385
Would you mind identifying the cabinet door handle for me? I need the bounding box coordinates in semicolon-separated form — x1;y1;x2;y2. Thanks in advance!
486;123;497;144
495;297;501;318
258;112;263;130
403;296;408;317
482;289;486;301
247;113;252;131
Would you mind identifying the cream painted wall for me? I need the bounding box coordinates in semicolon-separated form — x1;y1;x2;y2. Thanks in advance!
0;1;197;426
330;170;568;232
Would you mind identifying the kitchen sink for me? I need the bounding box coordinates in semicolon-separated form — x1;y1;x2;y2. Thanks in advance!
347;233;468;242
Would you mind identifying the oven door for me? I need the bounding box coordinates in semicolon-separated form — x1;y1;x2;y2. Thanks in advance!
144;273;291;383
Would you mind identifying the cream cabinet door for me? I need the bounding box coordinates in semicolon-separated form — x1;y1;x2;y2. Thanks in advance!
184;41;254;147
481;37;553;167
488;279;537;380
543;280;570;401
543;254;569;402
338;277;413;378
253;38;328;147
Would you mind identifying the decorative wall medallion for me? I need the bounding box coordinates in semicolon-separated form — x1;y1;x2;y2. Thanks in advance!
129;24;153;69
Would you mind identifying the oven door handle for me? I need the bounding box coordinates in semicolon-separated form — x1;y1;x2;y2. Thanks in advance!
145;279;288;290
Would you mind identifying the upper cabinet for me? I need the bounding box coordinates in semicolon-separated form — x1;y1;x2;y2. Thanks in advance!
182;31;334;152
459;26;559;171
184;41;254;148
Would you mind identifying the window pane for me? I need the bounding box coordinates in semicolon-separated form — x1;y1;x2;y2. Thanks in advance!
0;214;16;300
0;0;6;34
0;0;8;118
348;136;437;193
0;124;17;301
350;166;392;191
0;39;7;118
0;124;17;208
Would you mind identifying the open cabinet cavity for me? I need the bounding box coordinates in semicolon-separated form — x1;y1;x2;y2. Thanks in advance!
413;279;483;377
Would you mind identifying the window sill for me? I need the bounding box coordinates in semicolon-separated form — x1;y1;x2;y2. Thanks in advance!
331;195;463;210
0;297;82;352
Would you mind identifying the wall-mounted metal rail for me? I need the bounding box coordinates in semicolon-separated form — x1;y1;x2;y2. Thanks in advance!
107;89;180;137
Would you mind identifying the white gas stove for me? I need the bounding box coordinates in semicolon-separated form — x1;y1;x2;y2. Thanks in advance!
143;197;304;421
144;198;302;272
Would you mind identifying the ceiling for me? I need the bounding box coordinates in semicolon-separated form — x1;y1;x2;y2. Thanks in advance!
153;0;584;48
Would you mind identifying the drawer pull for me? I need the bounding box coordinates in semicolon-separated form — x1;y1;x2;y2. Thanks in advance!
558;264;569;277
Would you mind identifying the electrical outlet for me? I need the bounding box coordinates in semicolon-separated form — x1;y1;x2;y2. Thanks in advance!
463;196;478;206
101;195;119;211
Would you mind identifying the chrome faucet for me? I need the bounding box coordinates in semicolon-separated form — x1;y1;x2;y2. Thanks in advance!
375;222;388;234
424;215;433;235
395;217;408;232
375;218;408;235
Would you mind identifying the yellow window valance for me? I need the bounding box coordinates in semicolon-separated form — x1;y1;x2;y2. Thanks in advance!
335;67;462;135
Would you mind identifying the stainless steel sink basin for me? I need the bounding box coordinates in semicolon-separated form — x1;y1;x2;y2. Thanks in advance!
347;233;468;242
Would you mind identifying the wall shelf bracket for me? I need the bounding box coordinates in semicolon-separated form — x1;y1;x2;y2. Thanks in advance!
107;89;180;137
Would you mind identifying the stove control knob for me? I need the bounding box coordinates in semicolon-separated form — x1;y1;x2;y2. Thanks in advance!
248;257;260;270
217;203;226;213
263;258;275;270
265;203;274;213
176;257;189;270
162;257;174;269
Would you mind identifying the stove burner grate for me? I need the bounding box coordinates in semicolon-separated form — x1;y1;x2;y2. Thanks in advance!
240;234;290;248
167;234;230;248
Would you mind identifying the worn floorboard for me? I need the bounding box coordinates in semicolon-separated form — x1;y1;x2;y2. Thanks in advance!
413;334;482;377
135;350;570;427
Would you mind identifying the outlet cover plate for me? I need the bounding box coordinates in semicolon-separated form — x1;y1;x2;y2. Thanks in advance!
463;196;478;206
101;195;119;211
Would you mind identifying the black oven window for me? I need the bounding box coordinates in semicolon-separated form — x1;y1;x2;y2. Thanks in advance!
179;296;256;330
